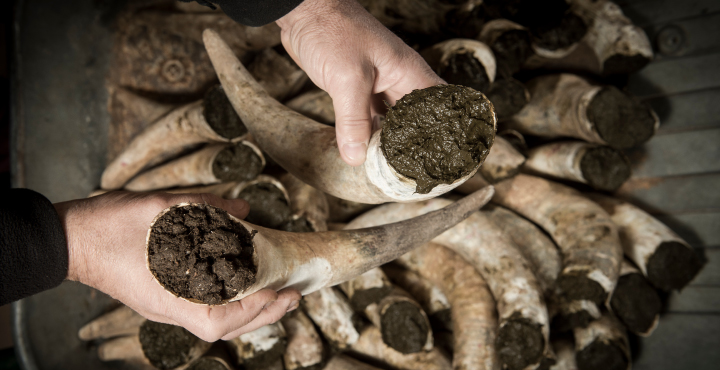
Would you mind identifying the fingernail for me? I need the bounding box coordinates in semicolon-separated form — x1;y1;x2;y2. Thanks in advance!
287;300;300;312
342;142;367;163
263;300;276;310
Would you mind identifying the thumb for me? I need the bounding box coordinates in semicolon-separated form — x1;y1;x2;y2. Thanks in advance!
330;71;374;167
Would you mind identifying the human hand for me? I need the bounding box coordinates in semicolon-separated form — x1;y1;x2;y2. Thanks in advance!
276;0;445;166
54;191;301;342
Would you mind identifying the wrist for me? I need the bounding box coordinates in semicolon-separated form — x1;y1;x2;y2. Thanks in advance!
276;0;334;30
54;200;89;284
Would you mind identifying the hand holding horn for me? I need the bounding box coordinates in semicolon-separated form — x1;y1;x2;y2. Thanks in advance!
203;28;496;203
55;191;300;342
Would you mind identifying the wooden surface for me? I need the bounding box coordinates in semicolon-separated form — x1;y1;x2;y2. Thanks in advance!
617;1;720;368
11;0;111;201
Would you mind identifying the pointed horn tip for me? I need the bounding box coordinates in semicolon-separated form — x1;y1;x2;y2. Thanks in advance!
202;28;220;46
465;185;495;209
203;28;233;59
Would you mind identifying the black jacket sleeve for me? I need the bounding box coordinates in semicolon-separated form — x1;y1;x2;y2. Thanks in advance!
179;0;306;27
0;189;68;305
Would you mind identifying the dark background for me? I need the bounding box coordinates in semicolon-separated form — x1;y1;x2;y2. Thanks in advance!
1;0;12;191
1;2;18;369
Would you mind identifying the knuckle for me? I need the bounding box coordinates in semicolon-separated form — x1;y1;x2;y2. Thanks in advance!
264;304;291;325
328;70;373;97
266;310;286;325
337;117;371;129
332;70;366;86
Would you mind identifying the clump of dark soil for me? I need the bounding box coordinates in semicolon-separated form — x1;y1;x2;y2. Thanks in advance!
576;340;629;370
610;272;662;334
186;358;228;370
348;286;393;312
212;143;264;182
557;272;608;305
443;5;486;39
491;29;533;76
530;12;587;51
437;53;492;93
538;356;558;370
483;0;568;25
381;84;496;194
148;204;256;305
495;315;545;370
139;321;203;370
203;84;247;139
238;338;288;370
586;86;656;148
551;308;596;332
235;181;317;233
580;146;631;192
483;0;586;52
485;77;529;120
481;0;527;20
603;54;651;76
380;301;430;354
238;183;293;229
647;241;704;291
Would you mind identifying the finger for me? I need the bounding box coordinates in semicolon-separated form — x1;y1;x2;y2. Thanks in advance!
220;288;302;340
329;68;375;167
163;288;279;342
164;192;250;220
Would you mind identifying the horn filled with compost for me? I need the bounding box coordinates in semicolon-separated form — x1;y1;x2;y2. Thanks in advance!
203;29;496;203
145;187;494;305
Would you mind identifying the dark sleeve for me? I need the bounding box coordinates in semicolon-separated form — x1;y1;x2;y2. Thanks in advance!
0;189;68;305
178;0;306;27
